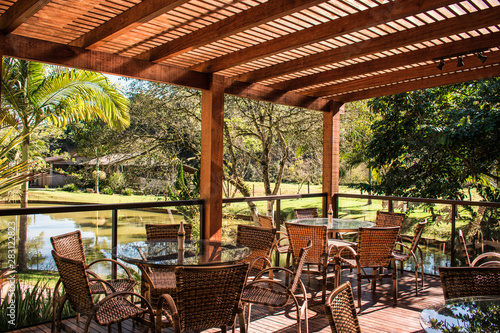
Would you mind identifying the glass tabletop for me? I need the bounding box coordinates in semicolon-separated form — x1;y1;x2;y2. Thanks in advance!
113;239;252;267
420;296;500;332
289;217;375;231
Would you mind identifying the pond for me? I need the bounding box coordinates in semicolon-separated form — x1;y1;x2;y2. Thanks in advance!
0;203;454;277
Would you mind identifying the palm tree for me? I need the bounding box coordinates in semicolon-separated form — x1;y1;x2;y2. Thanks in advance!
1;57;130;271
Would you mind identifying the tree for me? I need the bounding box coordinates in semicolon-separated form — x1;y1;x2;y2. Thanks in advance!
224;97;322;220
1;58;130;271
366;78;500;200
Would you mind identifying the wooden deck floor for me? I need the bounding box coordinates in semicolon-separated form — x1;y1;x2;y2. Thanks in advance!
12;269;443;333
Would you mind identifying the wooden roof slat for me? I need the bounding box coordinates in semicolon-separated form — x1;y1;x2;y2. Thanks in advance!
236;5;500;83
0;0;52;33
70;0;191;49
271;31;500;92
190;0;459;73
136;0;328;62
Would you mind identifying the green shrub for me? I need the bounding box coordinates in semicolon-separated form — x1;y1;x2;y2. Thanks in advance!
121;188;133;196
0;279;75;331
62;183;78;192
101;186;114;195
108;172;126;193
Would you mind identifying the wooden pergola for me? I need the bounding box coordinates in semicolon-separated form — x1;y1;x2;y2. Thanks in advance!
1;0;499;240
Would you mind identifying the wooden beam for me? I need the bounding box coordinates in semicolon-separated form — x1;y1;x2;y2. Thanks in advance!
336;63;500;102
237;6;500;83
272;32;500;92
0;34;209;90
224;79;331;112
312;50;500;97
190;0;458;73
138;0;327;62
322;102;343;212
70;0;190;49
0;0;51;33
200;74;226;241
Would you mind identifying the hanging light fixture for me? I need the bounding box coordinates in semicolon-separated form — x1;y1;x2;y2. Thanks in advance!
436;59;445;70
457;56;465;67
477;52;487;63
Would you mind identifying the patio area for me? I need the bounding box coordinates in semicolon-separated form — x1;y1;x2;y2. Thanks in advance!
13;269;443;333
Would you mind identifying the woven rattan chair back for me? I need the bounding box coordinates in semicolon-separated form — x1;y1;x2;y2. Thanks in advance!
236;225;276;270
439;266;500;299
294;208;319;220
50;230;87;263
258;214;274;229
289;240;312;294
357;227;400;268
458;229;473;266
325;282;361;333
408;220;427;254
285;223;327;265
375;211;405;228
169;264;248;332
145;223;193;240
52;250;96;316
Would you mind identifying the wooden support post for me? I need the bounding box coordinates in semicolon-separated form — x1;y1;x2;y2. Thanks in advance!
322;101;343;216
200;74;225;241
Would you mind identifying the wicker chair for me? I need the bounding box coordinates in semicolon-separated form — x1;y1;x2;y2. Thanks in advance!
145;223;193;240
376;211;405;228
235;224;277;278
51;250;155;333
285;222;337;302
140;224;194;309
458;229;500;267
50;230;136;294
393;220;427;295
336;226;400;307
294;208;319;219
258;214;291;268
242;240;312;333
439;266;500;299
156;263;249;333
324;282;361;333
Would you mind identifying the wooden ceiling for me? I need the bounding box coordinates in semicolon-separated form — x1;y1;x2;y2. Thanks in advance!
1;0;499;111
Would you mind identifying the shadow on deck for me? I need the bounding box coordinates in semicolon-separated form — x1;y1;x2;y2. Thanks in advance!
12;269;443;333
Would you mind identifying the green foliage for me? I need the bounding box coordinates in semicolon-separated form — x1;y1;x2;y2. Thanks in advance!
121;188;133;196
101;186;114;195
108;172;127;193
62;183;78;192
166;161;200;226
366;78;500;200
0;279;75;331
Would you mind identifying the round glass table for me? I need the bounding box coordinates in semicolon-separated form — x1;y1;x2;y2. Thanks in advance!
113;239;252;267
420;296;500;332
290;217;375;233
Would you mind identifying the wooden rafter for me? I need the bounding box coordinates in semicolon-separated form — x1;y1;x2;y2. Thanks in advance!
0;34;331;112
190;0;459;73
137;0;328;62
70;0;190;49
313;49;500;97
287;32;500;95
336;64;500;102
237;5;500;83
0;0;51;33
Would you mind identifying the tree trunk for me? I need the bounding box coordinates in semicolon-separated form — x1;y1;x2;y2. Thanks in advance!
18;131;30;272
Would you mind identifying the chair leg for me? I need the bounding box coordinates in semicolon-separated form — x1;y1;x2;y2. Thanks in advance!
414;266;419;296
245;303;253;331
357;273;362;308
393;261;398;306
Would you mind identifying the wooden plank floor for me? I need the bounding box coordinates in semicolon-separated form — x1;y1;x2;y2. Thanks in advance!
12;269;443;333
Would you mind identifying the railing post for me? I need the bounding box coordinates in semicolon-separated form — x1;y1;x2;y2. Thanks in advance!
388;200;394;213
200;200;206;241
274;199;282;265
333;194;339;218
112;208;118;280
451;203;457;266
